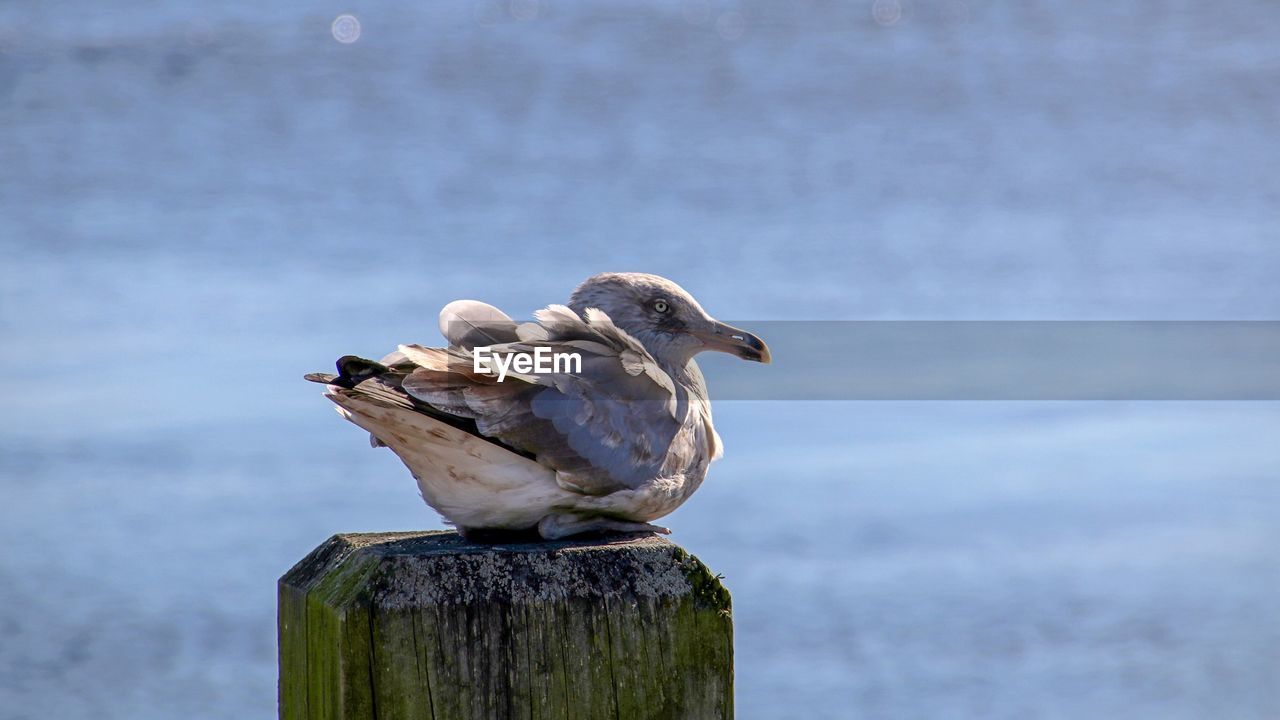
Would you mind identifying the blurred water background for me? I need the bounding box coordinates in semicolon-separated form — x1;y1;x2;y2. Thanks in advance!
2;1;1278;718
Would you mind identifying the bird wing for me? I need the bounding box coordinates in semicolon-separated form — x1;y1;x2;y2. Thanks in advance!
368;300;521;371
398;304;685;496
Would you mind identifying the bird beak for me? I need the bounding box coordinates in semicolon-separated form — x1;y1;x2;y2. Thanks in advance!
692;321;772;364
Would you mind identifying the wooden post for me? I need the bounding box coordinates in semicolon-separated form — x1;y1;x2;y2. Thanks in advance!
278;531;733;720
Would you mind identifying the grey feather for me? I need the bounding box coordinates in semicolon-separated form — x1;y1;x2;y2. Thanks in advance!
438;299;519;349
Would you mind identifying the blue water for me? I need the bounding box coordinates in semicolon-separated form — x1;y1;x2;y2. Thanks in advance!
2;1;1279;718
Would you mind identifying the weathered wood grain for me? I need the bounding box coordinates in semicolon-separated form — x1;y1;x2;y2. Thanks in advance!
279;531;733;720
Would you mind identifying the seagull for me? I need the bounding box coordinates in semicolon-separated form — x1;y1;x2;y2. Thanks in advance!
304;272;770;539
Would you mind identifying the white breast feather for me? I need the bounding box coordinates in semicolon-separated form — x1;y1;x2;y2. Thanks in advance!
326;388;573;530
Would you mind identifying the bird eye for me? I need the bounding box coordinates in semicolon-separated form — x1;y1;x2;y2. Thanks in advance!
652;299;670;314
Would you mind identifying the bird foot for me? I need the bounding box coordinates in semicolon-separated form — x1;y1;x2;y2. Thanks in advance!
537;514;671;540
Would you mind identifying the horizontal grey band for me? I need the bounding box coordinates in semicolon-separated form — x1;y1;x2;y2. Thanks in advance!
696;321;1280;400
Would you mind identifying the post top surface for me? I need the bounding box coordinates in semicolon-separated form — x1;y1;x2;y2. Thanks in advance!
279;529;723;607
333;529;674;558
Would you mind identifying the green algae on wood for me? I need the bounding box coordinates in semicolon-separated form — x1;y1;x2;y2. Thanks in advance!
278;531;733;720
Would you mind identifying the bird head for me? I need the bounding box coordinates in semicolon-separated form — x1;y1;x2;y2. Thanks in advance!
568;272;771;367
